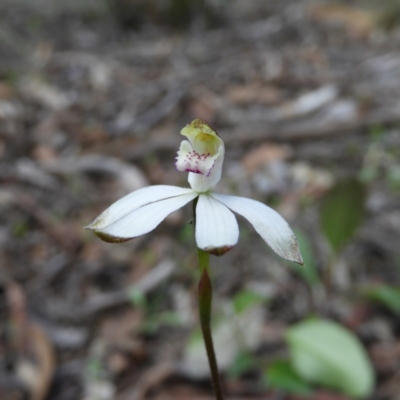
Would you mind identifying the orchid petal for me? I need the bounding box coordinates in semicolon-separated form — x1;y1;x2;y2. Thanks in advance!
196;194;239;256
188;144;224;193
86;185;194;231
86;192;197;243
178;119;225;193
211;194;303;264
175;140;219;176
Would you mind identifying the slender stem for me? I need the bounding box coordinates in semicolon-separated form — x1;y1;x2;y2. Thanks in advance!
193;198;224;400
197;249;224;400
197;247;210;274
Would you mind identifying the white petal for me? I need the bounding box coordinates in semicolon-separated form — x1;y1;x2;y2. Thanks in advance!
211;194;303;264
175;140;193;172
195;194;239;256
86;185;194;231
175;140;218;176
89;192;198;242
189;144;225;192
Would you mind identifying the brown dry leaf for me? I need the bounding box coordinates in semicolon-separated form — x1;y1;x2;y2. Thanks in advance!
187;97;216;123
343;303;372;331
81;241;107;264
378;371;400;400
41;154;148;193
100;308;144;351
187;86;221;123
23;324;56;400
148;383;210;400
79;124;109;147
19;78;70;110
116;363;177;400
31;145;58;162
291;162;334;198
11;189;78;251
6;282;55;400
242;143;292;173
0;82;14;99
227;84;282;106
28;243;50;265
261;321;286;344
0;139;5;158
107;352;131;375
370;341;400;374
309;5;377;38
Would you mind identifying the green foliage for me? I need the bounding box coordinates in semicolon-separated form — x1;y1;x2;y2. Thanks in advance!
142;249;158;266
387;165;400;192
286;230;319;286
364;285;400;314
228;351;258;379
128;284;186;334
188;326;204;346
378;0;400;30
264;359;312;395
127;287;147;309
86;358;103;380
12;220;29;238
320;179;366;253
286;319;374;398
369;125;385;142
140;311;183;334
179;223;194;244
359;165;378;183
233;290;266;314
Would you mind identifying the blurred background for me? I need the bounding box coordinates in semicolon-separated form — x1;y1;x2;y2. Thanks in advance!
1;0;400;399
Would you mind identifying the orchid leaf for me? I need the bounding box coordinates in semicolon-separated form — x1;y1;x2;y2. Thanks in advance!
228;351;258;379
233;290;266;314
286;319;374;398
364;285;400;314
264;359;312;395
320;179;366;253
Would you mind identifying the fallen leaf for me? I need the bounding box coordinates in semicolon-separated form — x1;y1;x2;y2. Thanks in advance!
242;143;292;173
309;5;377;39
227;84;282;106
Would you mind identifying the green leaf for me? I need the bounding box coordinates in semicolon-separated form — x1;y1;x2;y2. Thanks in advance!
286;319;374;398
286;230;319;286
364;285;400;314
233;290;266;314
140;311;183;334
127;287;147;309
264;359;312;395
228;351;258;379
387;165;400;192
320;179;366;253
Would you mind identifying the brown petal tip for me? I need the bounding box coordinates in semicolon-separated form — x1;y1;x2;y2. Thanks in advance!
93;230;132;244
205;245;234;257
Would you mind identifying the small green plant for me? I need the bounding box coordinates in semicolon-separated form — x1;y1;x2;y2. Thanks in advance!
264;359;312;395
286;319;374;398
228;351;258;379
320;178;366;254
363;285;400;314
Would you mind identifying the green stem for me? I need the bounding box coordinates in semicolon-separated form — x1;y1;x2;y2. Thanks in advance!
197;249;224;400
193;198;224;400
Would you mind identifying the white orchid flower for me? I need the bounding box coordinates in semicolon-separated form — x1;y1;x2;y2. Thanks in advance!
85;119;303;264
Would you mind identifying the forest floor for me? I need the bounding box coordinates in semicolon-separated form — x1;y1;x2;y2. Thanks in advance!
0;1;400;399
